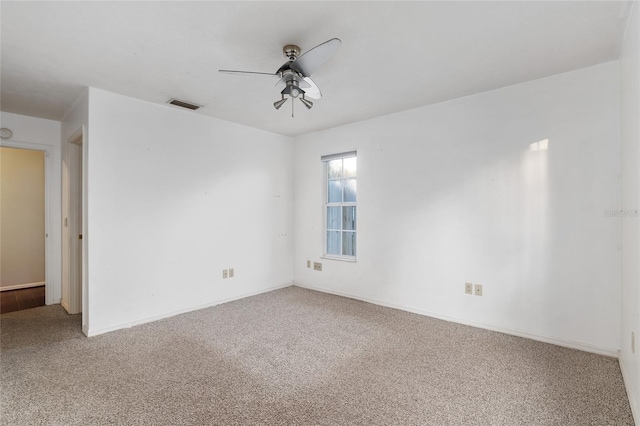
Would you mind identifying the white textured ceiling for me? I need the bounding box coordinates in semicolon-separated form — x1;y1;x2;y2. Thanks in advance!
0;1;633;137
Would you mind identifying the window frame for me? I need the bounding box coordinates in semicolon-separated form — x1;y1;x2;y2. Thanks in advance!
322;151;357;262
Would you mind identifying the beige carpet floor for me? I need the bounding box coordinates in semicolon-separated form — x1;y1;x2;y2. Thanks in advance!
0;286;635;425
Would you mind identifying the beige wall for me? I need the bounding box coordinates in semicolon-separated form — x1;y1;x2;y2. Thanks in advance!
1;147;45;288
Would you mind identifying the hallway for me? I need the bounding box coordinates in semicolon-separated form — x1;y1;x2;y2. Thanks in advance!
0;286;45;314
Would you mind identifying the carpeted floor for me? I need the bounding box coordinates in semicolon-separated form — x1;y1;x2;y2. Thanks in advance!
0;286;634;425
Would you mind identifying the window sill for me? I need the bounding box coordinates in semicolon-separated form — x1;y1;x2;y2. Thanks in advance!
321;255;357;263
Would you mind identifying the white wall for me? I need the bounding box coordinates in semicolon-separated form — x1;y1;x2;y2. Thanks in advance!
0;112;62;304
85;88;293;335
1;147;45;288
293;62;621;355
620;1;640;422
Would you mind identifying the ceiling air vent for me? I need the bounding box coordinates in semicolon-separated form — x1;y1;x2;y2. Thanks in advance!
167;98;202;111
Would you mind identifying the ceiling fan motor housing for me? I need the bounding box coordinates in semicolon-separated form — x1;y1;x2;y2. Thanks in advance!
282;79;304;98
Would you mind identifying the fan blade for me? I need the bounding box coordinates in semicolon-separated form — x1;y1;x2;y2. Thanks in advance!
303;77;322;99
276;61;293;75
290;38;341;77
218;70;279;76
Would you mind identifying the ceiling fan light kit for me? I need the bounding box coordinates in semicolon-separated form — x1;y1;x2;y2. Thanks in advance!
300;96;313;110
219;38;341;117
273;96;287;110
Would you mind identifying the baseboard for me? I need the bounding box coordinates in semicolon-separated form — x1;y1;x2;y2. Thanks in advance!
294;283;619;358
0;281;45;292
85;283;293;337
619;354;639;424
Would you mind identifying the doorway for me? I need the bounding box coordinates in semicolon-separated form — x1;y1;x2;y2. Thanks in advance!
0;147;46;313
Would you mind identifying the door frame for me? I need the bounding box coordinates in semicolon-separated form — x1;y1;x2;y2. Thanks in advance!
62;127;86;317
0;141;57;305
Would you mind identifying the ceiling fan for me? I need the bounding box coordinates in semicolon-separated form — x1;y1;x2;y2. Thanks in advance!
219;38;341;116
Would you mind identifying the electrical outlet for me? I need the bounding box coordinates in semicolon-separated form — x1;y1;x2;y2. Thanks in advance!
474;284;483;296
632;332;635;354
465;283;473;294
222;269;228;279
313;262;322;271
307;260;311;268
229;268;234;278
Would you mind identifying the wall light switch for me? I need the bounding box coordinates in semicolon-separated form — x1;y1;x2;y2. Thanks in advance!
465;283;473;294
222;269;228;279
474;284;483;296
313;262;322;271
307;260;311;268
229;268;234;278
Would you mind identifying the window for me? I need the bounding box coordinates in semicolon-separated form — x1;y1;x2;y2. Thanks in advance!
323;151;356;259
